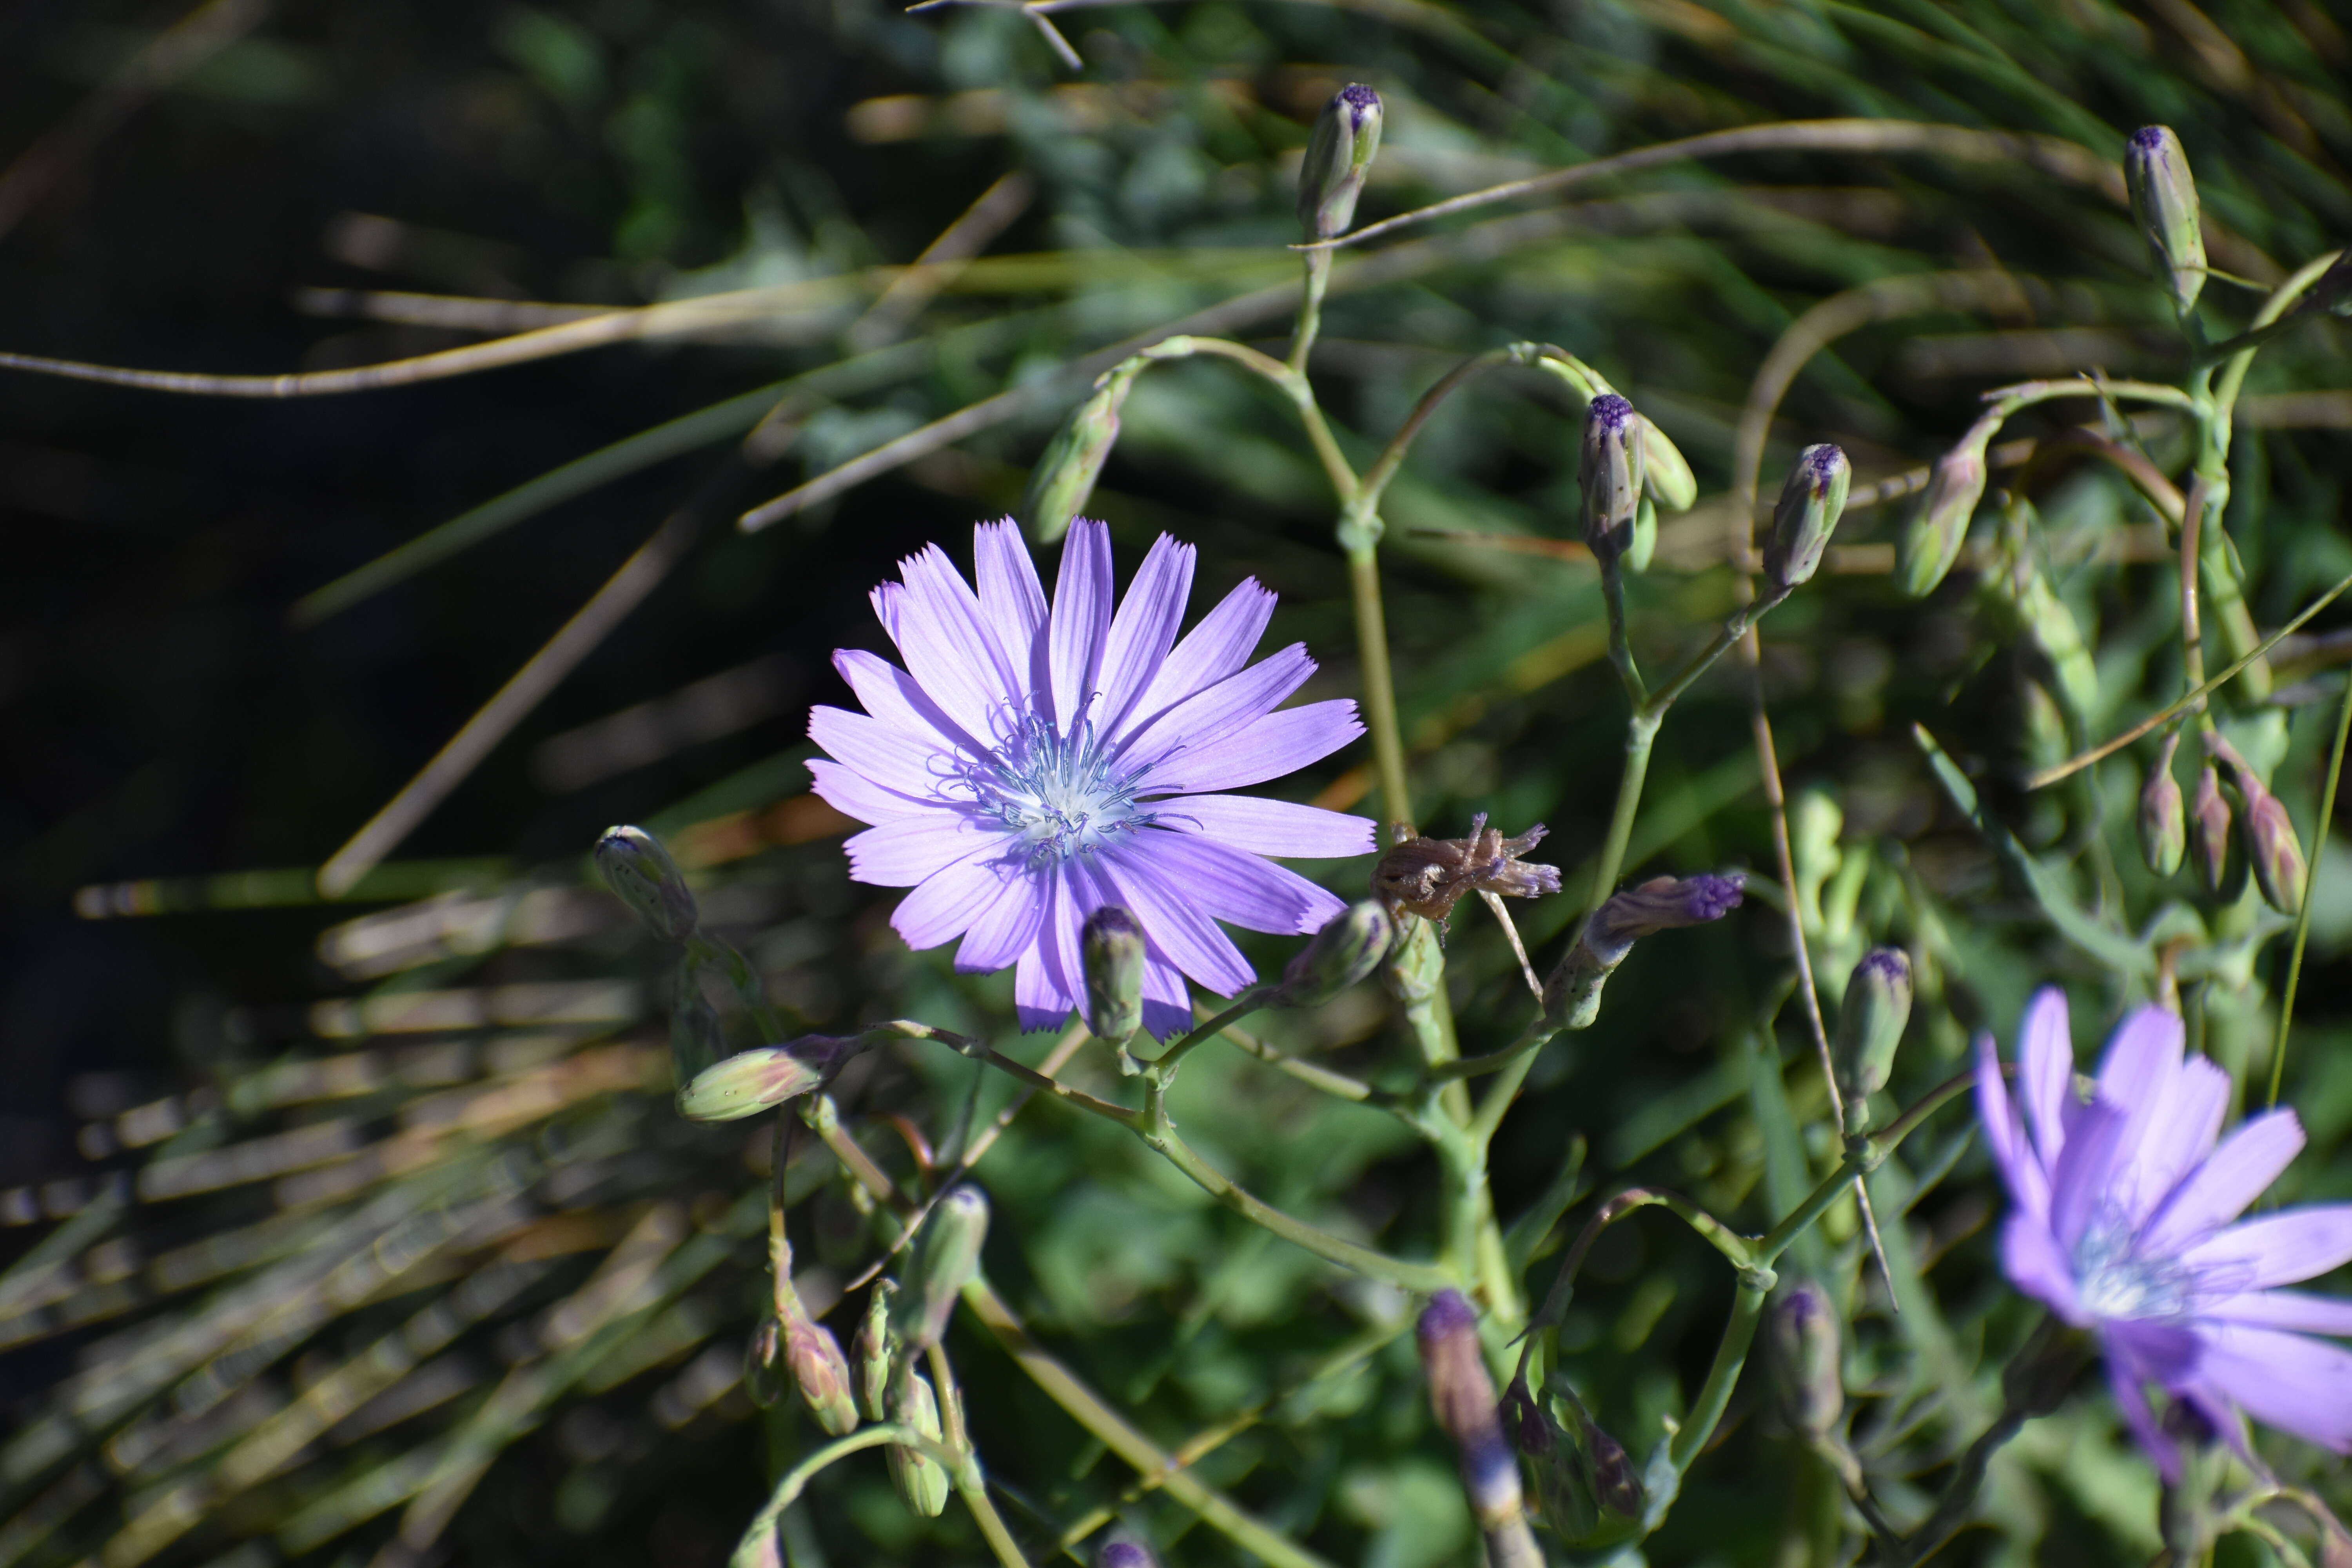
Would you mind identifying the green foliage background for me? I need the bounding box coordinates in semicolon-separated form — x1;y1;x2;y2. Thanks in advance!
2;0;2349;1564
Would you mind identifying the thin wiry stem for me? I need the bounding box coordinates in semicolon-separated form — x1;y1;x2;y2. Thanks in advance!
2268;668;2352;1109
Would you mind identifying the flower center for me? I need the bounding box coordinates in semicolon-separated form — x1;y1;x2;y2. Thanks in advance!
2071;1219;2192;1321
972;714;1154;866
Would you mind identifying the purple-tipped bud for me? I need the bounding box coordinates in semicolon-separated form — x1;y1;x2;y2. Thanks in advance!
1373;815;1562;922
677;1037;850;1122
1581;873;1746;968
1095;1544;1158;1568
1024;368;1135;544
784;1316;860;1436
885;1367;950;1517
1899;422;1994;598
2125;126;2206;313
1766;1284;1844;1440
2241;783;2308;916
2191;764;2234;898
1764;443;1851;593
1833;949;1911;1132
594;824;699;942
2140;732;2188;878
1277;899;1393;1007
1416;1291;1524;1529
1081;905;1146;1045
891;1184;989;1353
745;1318;786;1409
1580;1411;1643;1520
1297;84;1384;240
1580;394;1646;566
854;1280;897;1422
1503;1377;1595;1536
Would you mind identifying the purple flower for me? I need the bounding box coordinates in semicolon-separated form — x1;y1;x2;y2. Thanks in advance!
808;519;1377;1039
1977;987;2352;1477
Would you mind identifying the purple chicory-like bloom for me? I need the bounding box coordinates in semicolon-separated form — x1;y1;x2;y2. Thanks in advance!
1977;987;2352;1479
808;518;1377;1040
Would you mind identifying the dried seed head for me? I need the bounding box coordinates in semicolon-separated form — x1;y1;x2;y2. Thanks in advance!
1297;84;1383;240
1081;904;1147;1045
1766;1283;1845;1440
594;824;699;943
2125;126;2207;314
1276;899;1394;1007
2140;732;2187;878
1764;443;1851;593
1580;394;1646;565
1833;948;1912;1132
1372;814;1562;922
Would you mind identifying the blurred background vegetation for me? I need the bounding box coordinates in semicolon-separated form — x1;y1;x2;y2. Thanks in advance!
3;0;2350;1563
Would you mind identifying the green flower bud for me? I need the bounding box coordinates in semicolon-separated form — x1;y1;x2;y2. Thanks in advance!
2241;782;2308;916
677;1038;846;1122
2140;732;2187;878
885;1367;951;1517
1504;1377;1597;1538
891;1185;989;1354
1639;416;1697;512
1023;368;1135;545
2125;126;2207;314
1296;84;1383;241
745;1317;786;1409
593;824;698;943
2191;764;2236;899
854;1281;897;1422
1277;900;1394;1007
1579;1407;1644;1521
1766;1283;1844;1441
1579;394;1645;566
784;1315;860;1436
1833;949;1911;1132
1626;494;1658;574
1899;422;1993;598
1081;905;1146;1045
1764;443;1850;594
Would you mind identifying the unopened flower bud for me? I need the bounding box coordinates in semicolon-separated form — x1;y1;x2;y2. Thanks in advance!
2140;733;2187;877
892;1184;988;1353
1023;370;1133;545
745;1318;786;1409
1096;1544;1158;1568
1766;1283;1844;1440
885;1367;951;1517
594;825;698;943
1373;815;1561;922
677;1038;844;1122
2191;764;2234;898
1504;1377;1596;1537
1580;394;1646;566
1277;900;1393;1007
1899;424;1993;598
854;1280;897;1422
2125;126;2207;314
1581;873;1746;969
1081;905;1146;1045
1764;443;1850;593
1297;84;1383;240
1579;1409;1643;1520
1833;949;1911;1132
1639;417;1697;512
2241;782;2308;916
784;1315;860;1436
1417;1291;1524;1530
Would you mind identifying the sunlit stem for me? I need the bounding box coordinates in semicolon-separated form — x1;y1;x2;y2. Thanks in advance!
1145;987;1275;1080
1348;545;1414;839
926;1342;1031;1568
2268;662;2352;1109
1287;247;1332;374
1601;559;1646;705
730;1424;927;1568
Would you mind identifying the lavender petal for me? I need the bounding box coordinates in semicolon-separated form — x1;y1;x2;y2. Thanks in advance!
1976;1032;2051;1220
1127;576;1275;728
2103;1356;2179;1483
2047;1097;2127;1251
891;850;1013;950
1096;534;1195;732
1133;830;1345;935
898;544;1022;741
955;870;1048;973
2130;1056;2232;1229
1013;940;1073;1033
1049;519;1113;728
2192;1323;2352;1453
2094;1005;2186;1129
806;758;935;824
2140;1110;2307;1254
844;814;995;887
2018;987;2075;1171
2196;1288;2352;1338
1143;701;1365;797
1118;644;1316;769
1139;947;1192;1042
1155;793;1377;858
808;704;947;799
1096;850;1258;996
2182;1205;2352;1289
974;519;1048;699
2000;1213;2086;1324
833;648;983;757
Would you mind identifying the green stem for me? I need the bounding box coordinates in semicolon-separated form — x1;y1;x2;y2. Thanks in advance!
925;1343;1030;1568
1349;546;1415;837
1587;713;1661;912
731;1425;920;1567
1356;347;1515;511
1665;1274;1772;1474
1886;1410;2029;1566
2213;249;2344;420
2268;664;2352;1109
1602;559;1647;704
1145;987;1274;1080
1288;248;1331;375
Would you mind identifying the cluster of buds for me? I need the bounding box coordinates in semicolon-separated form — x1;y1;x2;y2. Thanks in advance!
1544;874;1745;1029
1898;412;1997;599
1831;949;1911;1136
2124;125;2207;316
1530;352;1694;575
2143;731;2308;915
1297;84;1384;241
1504;1376;1642;1540
1417;1292;1544;1566
1762;443;1851;596
1372;815;1562;924
745;1277;860;1437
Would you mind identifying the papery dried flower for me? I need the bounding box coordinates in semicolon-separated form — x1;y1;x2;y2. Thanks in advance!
1581;873;1746;967
1372;813;1562;922
809;520;1377;1040
1978;988;2352;1479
